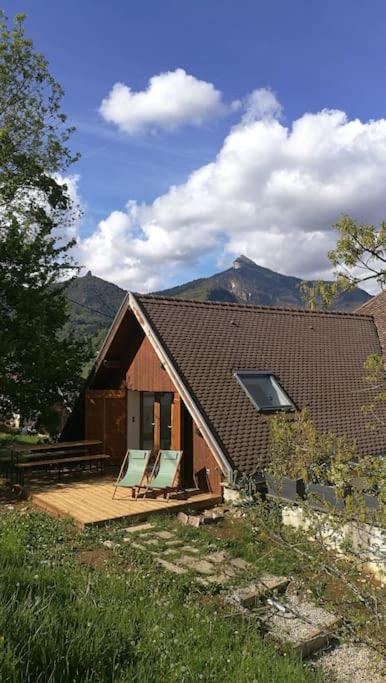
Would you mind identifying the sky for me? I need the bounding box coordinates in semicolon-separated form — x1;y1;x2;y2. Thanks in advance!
3;0;386;291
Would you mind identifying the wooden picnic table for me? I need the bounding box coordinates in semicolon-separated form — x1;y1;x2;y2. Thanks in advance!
11;439;102;454
10;439;106;485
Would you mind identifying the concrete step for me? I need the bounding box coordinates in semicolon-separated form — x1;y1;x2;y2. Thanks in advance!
263;595;342;658
225;574;290;609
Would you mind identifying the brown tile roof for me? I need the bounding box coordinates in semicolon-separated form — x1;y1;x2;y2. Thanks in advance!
136;295;386;474
356;290;386;356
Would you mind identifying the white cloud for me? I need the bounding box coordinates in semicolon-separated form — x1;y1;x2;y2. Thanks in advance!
80;89;386;290
99;68;239;135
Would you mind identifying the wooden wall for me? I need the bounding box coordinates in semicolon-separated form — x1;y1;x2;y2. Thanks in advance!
85;390;126;465
126;336;176;392
84;318;224;492
192;422;222;495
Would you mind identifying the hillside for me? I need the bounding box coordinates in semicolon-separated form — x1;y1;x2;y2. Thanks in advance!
63;271;126;344
64;257;371;341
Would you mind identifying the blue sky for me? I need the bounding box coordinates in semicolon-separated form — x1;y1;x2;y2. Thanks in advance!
3;1;386;290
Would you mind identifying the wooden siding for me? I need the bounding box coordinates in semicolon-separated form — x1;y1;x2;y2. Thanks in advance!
193;423;222;495
85;390;126;464
126;336;175;392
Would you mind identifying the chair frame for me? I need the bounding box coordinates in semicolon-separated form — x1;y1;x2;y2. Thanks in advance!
135;449;183;501
112;449;151;499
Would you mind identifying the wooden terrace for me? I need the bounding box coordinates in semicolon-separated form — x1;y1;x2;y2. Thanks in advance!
29;472;221;529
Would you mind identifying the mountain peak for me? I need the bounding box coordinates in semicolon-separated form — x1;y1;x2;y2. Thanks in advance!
232;254;256;269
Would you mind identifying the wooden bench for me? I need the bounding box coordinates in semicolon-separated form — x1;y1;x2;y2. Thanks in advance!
14;453;110;485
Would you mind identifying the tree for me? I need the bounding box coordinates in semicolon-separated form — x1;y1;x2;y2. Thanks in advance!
301;215;386;309
0;12;90;431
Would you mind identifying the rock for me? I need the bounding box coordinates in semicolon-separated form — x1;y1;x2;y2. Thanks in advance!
202;509;224;524
230;558;253;571
190;559;216;575
188;515;202;528
154;530;175;540
174;555;198;568
123;522;154;534
264;595;342;658
177;512;189;525
180;545;200;554
165;540;181;547
222;564;238;578
204;550;228;564
175;556;216;575
102;540;120;549
155;558;188;575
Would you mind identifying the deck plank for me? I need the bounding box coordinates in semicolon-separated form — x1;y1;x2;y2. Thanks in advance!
29;475;221;528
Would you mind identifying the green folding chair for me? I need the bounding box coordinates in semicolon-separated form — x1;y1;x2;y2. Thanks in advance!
136;450;183;501
112;449;151;499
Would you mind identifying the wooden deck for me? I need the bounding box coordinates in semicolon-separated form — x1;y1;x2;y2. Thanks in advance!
29;473;221;528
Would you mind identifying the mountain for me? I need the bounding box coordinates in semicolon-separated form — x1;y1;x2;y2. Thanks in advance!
64;258;371;341
156;255;371;310
63;271;126;344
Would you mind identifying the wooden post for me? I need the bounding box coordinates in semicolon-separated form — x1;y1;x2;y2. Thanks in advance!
171;393;182;450
153;396;161;451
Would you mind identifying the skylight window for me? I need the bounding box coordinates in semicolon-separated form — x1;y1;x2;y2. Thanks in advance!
234;371;294;412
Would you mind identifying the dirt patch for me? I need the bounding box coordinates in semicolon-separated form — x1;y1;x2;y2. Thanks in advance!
76;549;114;570
203;518;243;541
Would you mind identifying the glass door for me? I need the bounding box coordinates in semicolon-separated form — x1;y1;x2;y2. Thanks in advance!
141;392;173;450
159;393;173;449
141;392;155;449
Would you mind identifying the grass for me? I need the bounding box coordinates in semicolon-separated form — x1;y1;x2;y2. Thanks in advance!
0;432;42;446
0;432;44;476
0;510;322;683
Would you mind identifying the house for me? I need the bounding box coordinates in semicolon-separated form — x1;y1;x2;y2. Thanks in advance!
62;294;386;496
356;290;386;358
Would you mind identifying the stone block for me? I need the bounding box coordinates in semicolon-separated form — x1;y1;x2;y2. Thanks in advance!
204;550;228;564
154;530;175;540
188;515;202;527
190;559;216;575
155;558;188;575
230;574;289;608
174;554;198;568
123;522;154;534
265;596;342;658
177;512;189;525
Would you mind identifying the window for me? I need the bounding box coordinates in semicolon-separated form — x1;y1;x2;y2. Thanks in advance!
234;371;294;412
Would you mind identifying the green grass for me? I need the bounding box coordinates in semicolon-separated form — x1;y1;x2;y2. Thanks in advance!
0;512;321;683
0;432;41;446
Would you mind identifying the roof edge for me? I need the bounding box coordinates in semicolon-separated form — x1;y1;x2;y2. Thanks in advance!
136;293;375;320
129;292;233;479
